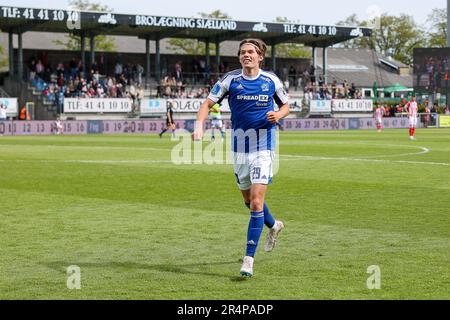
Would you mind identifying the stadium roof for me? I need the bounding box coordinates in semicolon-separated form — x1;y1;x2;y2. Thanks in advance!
0;5;372;47
315;48;412;88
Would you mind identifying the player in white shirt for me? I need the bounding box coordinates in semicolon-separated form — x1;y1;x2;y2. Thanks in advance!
405;96;419;140
374;105;384;133
0;103;7;121
54;118;63;135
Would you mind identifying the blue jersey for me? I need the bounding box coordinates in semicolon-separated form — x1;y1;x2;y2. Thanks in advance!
208;69;288;153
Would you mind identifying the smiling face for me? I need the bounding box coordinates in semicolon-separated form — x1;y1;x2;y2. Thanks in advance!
238;39;266;72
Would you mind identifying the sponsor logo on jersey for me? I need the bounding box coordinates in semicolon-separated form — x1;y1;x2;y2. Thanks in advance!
211;83;221;95
237;84;244;90
237;95;269;102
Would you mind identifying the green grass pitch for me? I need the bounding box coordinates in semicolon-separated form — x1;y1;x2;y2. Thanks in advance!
0;129;449;299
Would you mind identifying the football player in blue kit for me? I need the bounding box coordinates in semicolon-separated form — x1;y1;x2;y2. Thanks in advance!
193;39;290;277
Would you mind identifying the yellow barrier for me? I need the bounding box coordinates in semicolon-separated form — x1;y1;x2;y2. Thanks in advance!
439;115;450;128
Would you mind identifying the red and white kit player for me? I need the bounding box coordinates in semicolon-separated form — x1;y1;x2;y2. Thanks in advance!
374;105;384;132
405;96;419;140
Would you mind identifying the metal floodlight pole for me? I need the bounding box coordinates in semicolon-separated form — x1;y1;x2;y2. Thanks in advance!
447;0;450;107
447;0;450;47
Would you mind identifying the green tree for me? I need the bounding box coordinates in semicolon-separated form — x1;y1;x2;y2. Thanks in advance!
336;14;370;49
53;0;116;52
426;8;447;47
336;13;425;65
0;30;8;69
266;17;311;58
368;14;425;65
167;10;232;55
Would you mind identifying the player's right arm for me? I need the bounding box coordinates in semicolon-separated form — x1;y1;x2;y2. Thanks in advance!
193;98;216;141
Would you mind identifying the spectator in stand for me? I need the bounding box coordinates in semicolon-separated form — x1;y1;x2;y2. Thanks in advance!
302;68;310;85
64;87;72;98
309;65;316;84
219;61;226;74
42;86;50;96
343;80;349;97
116;82;124;98
384;105;390;117
288;66;296;89
193;59;200;84
331;80;337;99
175;61;183;83
349;83;356;98
57;74;65;87
136;85;145;109
390;105;396;117
296;71;302;91
318;75;325;88
93;70;100;82
110;80;118;98
445;106;450;115
36;60;45;79
424;104;431;128
284;78;290;92
77;61;84;78
54;87;64;113
136;64;144;85
69;58;78;80
115;61;123;80
56;62;65;78
324;87;332;100
29;58;37;81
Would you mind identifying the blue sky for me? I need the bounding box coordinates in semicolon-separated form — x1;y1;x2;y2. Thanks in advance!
1;0;446;26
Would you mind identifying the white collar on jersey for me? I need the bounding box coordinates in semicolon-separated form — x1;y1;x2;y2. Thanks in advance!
241;69;261;81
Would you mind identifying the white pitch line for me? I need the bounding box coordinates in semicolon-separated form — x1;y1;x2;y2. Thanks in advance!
0;159;173;164
341;145;430;159
66;159;174;164
281;143;431;162
281;155;450;166
0;144;173;152
0;157;449;166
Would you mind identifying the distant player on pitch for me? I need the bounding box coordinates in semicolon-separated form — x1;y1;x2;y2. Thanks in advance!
374;104;384;133
193;38;289;277
209;103;225;141
405;96;419;140
54;118;63;135
159;105;176;138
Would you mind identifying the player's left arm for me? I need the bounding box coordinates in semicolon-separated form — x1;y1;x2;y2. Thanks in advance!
267;79;290;124
267;103;289;124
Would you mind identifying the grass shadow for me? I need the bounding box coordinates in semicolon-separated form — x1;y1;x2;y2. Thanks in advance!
43;259;247;282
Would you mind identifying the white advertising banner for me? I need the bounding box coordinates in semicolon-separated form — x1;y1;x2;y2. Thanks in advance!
64;98;133;113
140;99;167;114
332;99;373;112
310;100;332;113
140;98;301;114
0;98;18;116
141;99;232;113
288;99;302;112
